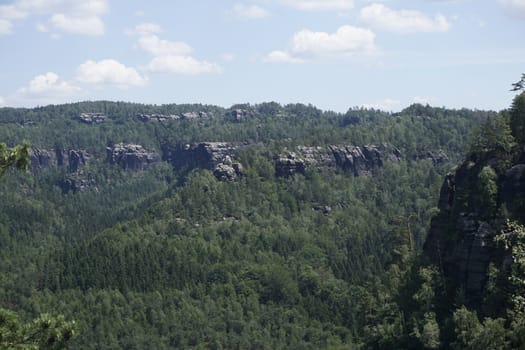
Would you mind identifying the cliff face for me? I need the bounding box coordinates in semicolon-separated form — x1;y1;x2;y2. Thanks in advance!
30;148;91;173
423;149;522;304
275;144;402;177
163;142;243;181
106;143;159;170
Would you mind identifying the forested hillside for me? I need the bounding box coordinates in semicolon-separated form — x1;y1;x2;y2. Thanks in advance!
0;100;500;348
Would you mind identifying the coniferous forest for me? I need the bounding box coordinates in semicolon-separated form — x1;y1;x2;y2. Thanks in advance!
1;85;525;348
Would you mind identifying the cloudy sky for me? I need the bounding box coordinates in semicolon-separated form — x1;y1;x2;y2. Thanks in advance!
0;0;524;112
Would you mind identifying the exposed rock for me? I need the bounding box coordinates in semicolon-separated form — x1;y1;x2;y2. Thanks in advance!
163;142;242;181
136;112;208;122
180;111;208;120
78;113;107;124
213;159;244;181
275;152;306;177
502;163;525;221
67;150;90;173
313;205;332;214
297;146;335;168
29;149;56;171
58;175;97;194
136;113;179;122
224;109;255;122
275;144;401;177
106;143;159;170
423;153;516;305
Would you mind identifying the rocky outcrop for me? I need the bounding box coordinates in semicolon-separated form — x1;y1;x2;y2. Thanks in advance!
78;113;107;124
136;111;208;122
275;144;401;177
58;176;97;194
106;143;159;170
275;152;307;177
224;109;256;122
502;164;525;221
29;148;91;173
29;149;56;171
330;144;401;176
163;142;243;181
136;113;179;122
423;150;524;305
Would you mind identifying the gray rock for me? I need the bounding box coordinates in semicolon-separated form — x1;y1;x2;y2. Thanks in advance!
29;148;90;173
225;109;255;122
29;148;55;171
107;143;159;170
59;176;97;193
136;113;179;122
78;113;107;124
275;152;306;177
275;144;401;177
165;142;242;181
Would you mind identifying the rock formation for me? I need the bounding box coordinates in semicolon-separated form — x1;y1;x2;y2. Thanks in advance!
106;143;159;170
136;111;208;122
163;142;243;181
29;148;90;173
275;144;401;177
224;109;255;122
275;152;307;177
78;113;107;124
423;149;524;305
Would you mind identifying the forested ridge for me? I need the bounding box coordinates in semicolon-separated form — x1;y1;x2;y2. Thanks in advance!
1;96;523;349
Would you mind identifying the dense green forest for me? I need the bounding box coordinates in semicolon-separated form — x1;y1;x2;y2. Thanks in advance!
1;93;524;349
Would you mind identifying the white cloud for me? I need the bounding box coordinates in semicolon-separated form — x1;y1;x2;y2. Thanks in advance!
363;98;401;111
277;0;354;11
76;59;147;87
360;4;450;33
0;96;4;106
50;13;104;36
234;3;269;19
263;50;304;63
131;22;162;36
291;25;377;58
0;18;13;35
148;56;222;75
0;0;108;36
500;0;525;18
264;25;377;63
137;33;193;56
221;53;236;62
132;22;223;75
16;72;81;103
35;22;48;32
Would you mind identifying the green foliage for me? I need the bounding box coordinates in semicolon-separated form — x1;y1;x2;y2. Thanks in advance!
0;101;494;348
0;141;30;176
477;165;498;217
452;307;508;350
467;114;516;157
495;221;525;312
510;92;525;145
0;305;76;349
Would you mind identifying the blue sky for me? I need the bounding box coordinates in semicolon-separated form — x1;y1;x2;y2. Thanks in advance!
0;0;524;112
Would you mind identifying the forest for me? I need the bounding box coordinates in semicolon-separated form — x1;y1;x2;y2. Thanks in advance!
1;87;525;349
